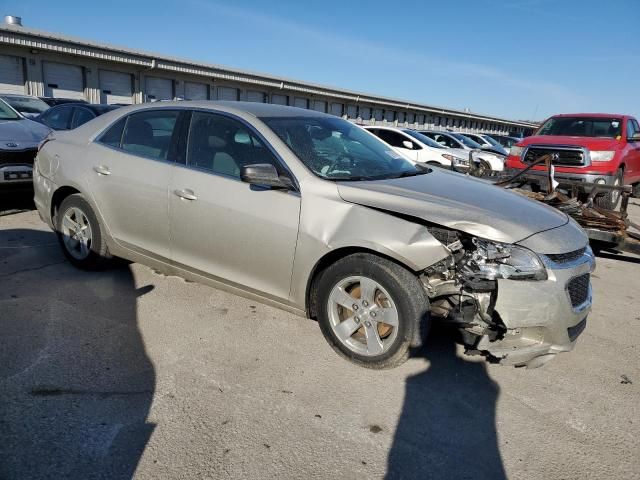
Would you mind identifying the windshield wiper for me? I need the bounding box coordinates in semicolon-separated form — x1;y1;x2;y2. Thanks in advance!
387;168;431;179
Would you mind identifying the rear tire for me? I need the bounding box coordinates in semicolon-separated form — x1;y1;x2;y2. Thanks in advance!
594;169;623;210
315;253;430;369
56;194;111;270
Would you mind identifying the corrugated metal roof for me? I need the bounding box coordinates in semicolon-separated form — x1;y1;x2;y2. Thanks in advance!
0;24;537;128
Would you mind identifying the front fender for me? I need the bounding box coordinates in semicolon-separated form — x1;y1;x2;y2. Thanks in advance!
289;184;450;310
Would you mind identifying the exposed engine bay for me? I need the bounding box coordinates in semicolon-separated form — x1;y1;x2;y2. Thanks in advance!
421;226;547;362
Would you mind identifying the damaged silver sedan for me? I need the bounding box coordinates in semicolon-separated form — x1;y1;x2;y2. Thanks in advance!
33;101;595;369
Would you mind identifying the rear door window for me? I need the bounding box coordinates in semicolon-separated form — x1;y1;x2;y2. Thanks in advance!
43;105;74;130
375;129;419;149
121;110;180;160
71;107;95;129
98;117;126;147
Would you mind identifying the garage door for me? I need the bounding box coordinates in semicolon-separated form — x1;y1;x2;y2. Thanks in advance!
184;81;208;100
330;103;343;116
218;87;239;101
347;105;358;119
271;94;288;106
99;70;133;104
43;62;84;99
360;107;371;120
0;54;25;94
312;100;326;113
246;90;266;103
294;97;308;109
145;76;173;101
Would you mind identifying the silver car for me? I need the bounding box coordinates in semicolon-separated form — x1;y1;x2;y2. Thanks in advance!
33;101;595;369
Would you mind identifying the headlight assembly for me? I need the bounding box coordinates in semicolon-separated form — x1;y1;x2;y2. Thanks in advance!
463;238;547;281
589;150;615;162
442;153;468;165
510;146;524;157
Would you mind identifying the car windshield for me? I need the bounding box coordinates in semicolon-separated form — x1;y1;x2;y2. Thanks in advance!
263;116;426;181
537;117;622;138
0;98;20;120
481;135;502;147
402;129;445;149
450;132;482;148
1;95;50;115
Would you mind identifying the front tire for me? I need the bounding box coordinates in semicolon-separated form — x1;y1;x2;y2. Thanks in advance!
594;169;623;210
315;253;430;369
56;194;111;270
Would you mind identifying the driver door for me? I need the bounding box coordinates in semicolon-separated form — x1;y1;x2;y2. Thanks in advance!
169;111;300;301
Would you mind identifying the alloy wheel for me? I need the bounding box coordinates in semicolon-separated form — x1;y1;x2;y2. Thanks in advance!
327;276;399;356
61;207;93;260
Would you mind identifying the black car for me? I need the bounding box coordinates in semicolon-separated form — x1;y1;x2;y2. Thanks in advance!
36;103;120;131
39;97;89;107
0;98;51;190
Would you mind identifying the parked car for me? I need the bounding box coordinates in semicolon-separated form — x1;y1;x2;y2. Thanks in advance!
506;113;640;208
34;101;594;369
0;98;51;189
36;103;120;131
419;130;505;173
460;133;509;156
39;97;89;107
363;126;469;170
485;134;521;153
0;94;50;119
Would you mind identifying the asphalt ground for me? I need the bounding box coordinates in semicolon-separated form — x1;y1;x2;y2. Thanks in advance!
1;190;639;479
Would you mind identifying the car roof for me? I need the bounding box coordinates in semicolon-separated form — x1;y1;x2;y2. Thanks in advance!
0;93;41;99
552;113;630;119
362;125;403;131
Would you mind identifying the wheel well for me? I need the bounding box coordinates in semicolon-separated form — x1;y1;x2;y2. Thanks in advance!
51;186;81;223
305;247;416;319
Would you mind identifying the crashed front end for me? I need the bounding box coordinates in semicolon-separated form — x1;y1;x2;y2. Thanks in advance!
421;224;595;368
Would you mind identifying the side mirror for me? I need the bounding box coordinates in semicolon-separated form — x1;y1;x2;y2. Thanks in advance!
629;132;640;142
240;164;292;189
401;140;414;149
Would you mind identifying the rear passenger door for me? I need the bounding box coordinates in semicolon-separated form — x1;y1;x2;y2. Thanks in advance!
87;108;183;260
168;110;300;301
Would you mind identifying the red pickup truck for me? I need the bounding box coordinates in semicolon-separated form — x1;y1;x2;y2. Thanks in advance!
506;113;640;209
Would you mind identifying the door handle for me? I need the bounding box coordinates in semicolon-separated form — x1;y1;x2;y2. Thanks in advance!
174;189;198;201
93;165;111;176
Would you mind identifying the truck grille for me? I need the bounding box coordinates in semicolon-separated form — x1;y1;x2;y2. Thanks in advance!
523;146;585;166
0;149;37;167
545;247;586;265
567;273;590;307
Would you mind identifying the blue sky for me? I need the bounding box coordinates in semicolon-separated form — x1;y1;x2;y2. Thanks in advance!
5;0;639;121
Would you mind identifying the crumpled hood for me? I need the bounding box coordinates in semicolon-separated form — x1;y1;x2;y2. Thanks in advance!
337;169;569;244
0;118;51;146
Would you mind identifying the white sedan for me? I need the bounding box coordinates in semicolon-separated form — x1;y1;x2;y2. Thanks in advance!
363;126;469;170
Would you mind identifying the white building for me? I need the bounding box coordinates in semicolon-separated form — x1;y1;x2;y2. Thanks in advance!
0;16;537;136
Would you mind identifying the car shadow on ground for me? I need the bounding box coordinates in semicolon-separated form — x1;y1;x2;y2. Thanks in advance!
0;228;155;480
0;188;35;216
595;250;640;265
386;326;506;480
